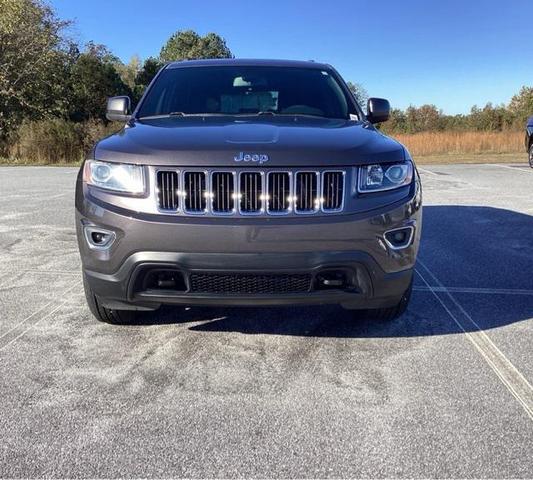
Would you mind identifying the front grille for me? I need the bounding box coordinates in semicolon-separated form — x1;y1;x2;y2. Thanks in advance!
184;172;207;212
323;171;344;211
295;171;319;213
212;172;235;213
157;171;179;211
155;168;345;216
268;172;291;213
240;172;263;213
189;273;312;294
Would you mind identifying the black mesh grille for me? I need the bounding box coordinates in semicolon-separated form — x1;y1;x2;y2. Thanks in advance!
157;171;179;210
184;172;207;212
212;172;235;213
240;172;263;213
190;273;312;294
295;172;318;212
268;172;290;213
322;171;344;211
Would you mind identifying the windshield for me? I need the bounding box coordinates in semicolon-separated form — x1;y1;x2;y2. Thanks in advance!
137;65;354;119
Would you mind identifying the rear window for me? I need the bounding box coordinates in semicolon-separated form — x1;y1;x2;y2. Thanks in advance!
138;66;353;119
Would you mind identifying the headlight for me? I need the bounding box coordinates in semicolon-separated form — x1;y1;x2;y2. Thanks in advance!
83;160;145;194
358;161;413;193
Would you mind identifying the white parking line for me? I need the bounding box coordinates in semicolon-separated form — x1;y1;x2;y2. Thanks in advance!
416;259;533;421
0;269;79;276
0;283;79;351
492;164;533;174
0;271;25;289
417;167;488;190
417;167;441;177
25;269;79;275
414;286;533;296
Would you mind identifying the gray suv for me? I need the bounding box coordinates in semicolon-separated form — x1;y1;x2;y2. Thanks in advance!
76;59;422;324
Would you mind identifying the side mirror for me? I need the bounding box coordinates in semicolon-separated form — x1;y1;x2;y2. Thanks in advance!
106;96;131;122
367;98;390;124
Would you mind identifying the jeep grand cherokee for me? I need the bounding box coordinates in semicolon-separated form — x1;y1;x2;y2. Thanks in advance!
75;59;422;324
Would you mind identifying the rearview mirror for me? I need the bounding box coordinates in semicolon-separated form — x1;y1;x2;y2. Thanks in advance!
367;98;390;124
106;96;131;122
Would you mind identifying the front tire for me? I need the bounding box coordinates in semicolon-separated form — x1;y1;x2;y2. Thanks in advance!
359;278;413;321
83;274;136;324
529;144;533;168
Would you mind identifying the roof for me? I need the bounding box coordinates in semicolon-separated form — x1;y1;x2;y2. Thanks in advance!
166;58;331;70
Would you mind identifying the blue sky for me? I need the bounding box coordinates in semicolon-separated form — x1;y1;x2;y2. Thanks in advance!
50;0;533;114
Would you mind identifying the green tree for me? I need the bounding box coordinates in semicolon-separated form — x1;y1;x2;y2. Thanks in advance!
403;104;442;133
382;108;407;134
346;81;368;111
114;54;141;90
508;86;533;127
132;56;163;101
468;103;512;131
159;29;232;62
136;57;162;87
417;104;443;131
69;43;130;121
0;0;73;142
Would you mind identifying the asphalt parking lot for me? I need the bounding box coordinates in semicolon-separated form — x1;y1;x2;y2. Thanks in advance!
0;163;532;478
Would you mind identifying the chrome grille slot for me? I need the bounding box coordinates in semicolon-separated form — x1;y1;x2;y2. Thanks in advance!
212;172;235;213
322;171;344;211
267;172;291;214
240;172;263;213
184;171;207;213
295;171;319;213
157;170;179;211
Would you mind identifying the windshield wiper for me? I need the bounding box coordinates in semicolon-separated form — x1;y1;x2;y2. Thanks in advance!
138;112;214;120
231;111;277;117
280;113;330;119
137;112;186;120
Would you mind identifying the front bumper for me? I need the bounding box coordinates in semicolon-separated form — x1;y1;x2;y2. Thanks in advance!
76;173;422;311
83;250;414;311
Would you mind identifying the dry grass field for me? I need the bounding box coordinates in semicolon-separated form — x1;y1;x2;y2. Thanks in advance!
392;131;524;157
0;130;527;167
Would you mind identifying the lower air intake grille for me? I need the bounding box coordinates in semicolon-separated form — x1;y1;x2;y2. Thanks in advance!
157;171;179;211
189;273;312;294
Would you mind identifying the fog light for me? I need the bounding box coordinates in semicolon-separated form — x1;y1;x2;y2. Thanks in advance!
315;270;348;290
384;226;414;250
392;230;408;243
91;232;107;244
84;226;116;250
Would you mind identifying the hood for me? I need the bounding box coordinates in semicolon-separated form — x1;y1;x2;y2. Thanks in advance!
94;116;406;167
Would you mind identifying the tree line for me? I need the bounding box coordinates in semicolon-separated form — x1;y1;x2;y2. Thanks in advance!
0;0;233;160
381;92;533;135
1;0;531;162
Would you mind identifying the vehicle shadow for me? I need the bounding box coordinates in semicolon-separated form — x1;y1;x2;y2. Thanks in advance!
132;205;533;337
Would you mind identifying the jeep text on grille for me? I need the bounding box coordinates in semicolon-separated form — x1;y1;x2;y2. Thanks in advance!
234;152;270;164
